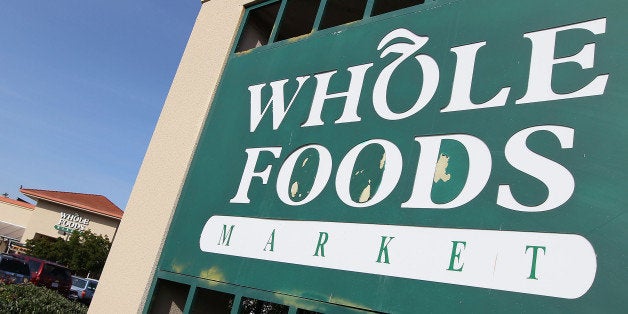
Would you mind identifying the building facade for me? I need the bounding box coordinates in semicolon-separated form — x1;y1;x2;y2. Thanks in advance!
0;188;123;254
0;196;34;252
92;0;627;313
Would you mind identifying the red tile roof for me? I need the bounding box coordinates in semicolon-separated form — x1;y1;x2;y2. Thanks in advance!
0;196;35;210
20;188;123;220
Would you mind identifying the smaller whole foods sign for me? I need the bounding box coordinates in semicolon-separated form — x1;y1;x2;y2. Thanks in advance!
55;212;90;233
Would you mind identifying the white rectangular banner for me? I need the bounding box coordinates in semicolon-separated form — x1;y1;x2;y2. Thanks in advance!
199;216;596;299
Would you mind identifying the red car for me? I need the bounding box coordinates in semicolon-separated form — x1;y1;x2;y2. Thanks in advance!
16;255;72;297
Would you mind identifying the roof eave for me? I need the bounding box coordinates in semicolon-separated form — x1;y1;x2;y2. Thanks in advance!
21;193;123;220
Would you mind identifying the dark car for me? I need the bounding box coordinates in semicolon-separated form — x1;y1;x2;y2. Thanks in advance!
16;255;72;297
0;254;30;284
69;276;98;305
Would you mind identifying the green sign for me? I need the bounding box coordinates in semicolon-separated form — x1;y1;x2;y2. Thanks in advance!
158;0;626;312
54;225;73;233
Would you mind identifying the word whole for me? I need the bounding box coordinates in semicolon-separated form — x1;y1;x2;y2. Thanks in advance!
230;18;608;212
58;212;90;231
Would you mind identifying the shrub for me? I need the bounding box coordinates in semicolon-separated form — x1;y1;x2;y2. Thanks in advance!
0;283;87;313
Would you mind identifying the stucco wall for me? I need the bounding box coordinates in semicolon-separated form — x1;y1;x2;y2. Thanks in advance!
20;200;119;242
89;1;253;312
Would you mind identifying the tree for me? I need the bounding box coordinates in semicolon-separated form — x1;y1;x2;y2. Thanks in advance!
24;230;111;279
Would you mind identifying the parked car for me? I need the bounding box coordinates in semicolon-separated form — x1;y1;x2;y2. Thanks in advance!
16;255;72;297
0;254;30;284
69;276;98;305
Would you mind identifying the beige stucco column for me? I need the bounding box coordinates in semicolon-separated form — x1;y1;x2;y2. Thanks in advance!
89;1;252;312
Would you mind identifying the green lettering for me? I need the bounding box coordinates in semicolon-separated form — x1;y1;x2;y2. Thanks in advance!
525;245;546;280
314;232;329;257
376;236;394;264
447;241;466;272
264;229;276;252
217;224;235;246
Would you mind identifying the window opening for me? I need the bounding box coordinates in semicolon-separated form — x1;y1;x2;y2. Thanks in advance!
190;287;235;314
239;297;289;314
235;2;282;52
372;0;425;16
275;0;322;41
33;233;56;242
235;0;435;52
0;259;30;276
87;280;98;290
319;0;368;30
27;260;41;274
147;279;190;314
72;277;88;289
42;264;71;281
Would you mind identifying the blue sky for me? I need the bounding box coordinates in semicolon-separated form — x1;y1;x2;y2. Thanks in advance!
0;1;200;208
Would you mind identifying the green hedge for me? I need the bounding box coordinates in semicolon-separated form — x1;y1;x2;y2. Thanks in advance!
0;283;87;313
